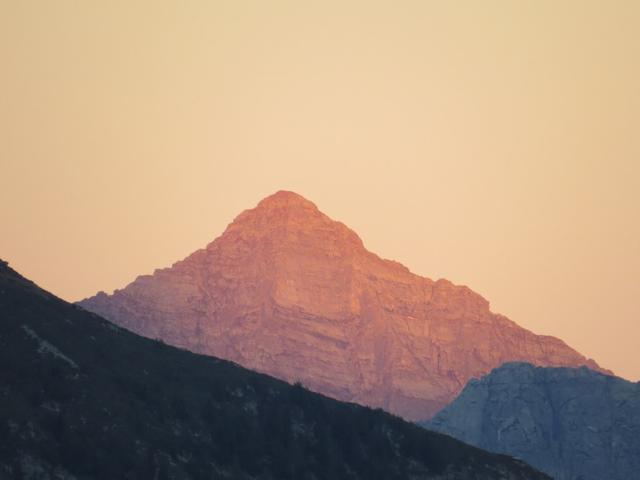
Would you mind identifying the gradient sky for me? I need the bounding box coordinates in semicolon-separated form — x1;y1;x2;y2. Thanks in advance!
2;1;639;380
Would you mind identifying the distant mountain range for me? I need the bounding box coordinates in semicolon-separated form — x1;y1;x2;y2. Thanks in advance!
79;190;608;420
423;362;640;480
0;259;550;479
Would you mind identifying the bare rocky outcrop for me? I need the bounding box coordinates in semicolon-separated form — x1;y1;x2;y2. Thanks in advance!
78;190;608;420
424;363;640;480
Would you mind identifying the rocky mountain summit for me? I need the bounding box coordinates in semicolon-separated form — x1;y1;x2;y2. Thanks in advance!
0;260;551;479
79;191;608;420
423;362;640;480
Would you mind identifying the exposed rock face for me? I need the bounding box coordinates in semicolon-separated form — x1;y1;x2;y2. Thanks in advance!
424;363;640;480
78;191;608;420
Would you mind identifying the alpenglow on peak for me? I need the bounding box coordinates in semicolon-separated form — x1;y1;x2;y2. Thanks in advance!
79;191;608;420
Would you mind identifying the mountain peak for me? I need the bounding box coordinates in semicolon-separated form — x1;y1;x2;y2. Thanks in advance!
229;191;324;228
79;194;609;421
256;190;318;211
222;190;365;250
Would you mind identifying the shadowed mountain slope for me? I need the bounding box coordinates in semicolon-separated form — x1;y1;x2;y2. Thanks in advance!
423;362;640;480
0;259;550;479
79;191;608;420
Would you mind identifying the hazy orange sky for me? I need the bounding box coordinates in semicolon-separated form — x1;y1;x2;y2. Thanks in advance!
2;1;639;380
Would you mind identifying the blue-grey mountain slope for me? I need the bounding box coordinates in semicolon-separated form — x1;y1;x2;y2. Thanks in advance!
423;362;640;480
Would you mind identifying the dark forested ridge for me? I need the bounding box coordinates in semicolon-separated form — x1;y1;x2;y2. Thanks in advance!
0;259;548;479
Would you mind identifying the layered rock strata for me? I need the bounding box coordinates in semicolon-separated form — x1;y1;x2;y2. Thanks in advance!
79;191;608;419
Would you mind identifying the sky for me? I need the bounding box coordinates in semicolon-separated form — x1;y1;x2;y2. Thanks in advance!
1;1;639;381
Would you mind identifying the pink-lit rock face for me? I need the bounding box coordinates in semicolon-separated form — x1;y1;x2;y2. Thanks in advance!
79;191;608;420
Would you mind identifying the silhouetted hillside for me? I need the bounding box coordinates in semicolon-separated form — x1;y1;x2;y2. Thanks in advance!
0;259;548;479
